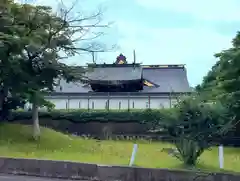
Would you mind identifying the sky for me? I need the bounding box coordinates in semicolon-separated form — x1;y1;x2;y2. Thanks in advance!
17;0;240;86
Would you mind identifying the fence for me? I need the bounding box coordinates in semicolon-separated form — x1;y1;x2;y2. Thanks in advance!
41;95;178;110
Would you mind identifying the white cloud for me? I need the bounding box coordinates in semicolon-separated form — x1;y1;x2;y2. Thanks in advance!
136;0;240;22
14;0;236;85
115;21;233;85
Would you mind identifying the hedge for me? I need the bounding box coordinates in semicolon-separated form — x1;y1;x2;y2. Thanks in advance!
7;109;240;146
9;109;172;123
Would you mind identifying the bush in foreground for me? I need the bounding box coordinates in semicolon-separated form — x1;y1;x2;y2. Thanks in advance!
152;95;233;166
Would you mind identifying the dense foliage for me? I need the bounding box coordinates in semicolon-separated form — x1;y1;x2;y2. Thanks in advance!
0;0;109;139
10;109;170;123
197;31;240;137
153;95;232;166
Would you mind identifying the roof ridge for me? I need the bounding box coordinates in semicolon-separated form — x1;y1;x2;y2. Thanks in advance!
142;64;185;68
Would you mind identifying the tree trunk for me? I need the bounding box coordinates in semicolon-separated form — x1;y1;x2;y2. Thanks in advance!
32;96;40;140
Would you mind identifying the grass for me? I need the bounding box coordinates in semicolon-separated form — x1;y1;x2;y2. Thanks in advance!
0;123;239;173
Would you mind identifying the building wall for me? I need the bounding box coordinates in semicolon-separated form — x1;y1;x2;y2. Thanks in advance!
45;95;177;110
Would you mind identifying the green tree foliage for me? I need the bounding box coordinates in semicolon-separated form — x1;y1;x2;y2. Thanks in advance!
0;0;110;139
195;62;224;101
214;33;240;119
0;0;29;114
198;32;240;107
155;95;232;166
198;32;240;137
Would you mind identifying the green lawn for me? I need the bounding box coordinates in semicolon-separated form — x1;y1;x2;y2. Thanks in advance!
0;123;239;173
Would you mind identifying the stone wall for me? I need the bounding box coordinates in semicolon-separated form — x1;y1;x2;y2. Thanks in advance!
0;157;239;181
16;119;152;138
14;119;240;145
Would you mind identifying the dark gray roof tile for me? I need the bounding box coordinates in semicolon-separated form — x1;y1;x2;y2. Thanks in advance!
54;66;191;93
141;67;191;93
55;79;90;93
86;66;142;81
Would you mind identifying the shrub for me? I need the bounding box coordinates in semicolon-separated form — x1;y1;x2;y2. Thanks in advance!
153;95;233;166
9;109;170;123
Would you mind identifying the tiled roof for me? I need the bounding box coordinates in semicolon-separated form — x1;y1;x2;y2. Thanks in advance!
141;67;191;93
86;66;142;81
54;66;191;94
54;79;89;93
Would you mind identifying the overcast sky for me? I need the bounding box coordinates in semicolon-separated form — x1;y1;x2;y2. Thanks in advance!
17;0;240;86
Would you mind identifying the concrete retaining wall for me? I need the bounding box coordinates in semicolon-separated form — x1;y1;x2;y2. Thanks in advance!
0;157;239;181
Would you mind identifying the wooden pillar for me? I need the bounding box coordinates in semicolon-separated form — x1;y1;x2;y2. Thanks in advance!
128;93;130;112
148;95;151;109
107;93;110;111
87;95;90;111
67;96;70;111
169;93;172;108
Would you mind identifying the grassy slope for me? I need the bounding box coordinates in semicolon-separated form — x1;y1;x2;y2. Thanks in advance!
0;124;239;173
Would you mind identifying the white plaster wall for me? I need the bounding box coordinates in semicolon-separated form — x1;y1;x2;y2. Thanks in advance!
89;98;107;109
46;96;175;110
49;99;68;109
130;98;148;109
149;97;171;109
69;99;89;109
108;98;128;110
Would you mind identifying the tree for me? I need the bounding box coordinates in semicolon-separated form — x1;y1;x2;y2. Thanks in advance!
0;0;111;139
0;0;30;120
214;33;240;119
154;95;232;166
195;61;224;101
198;32;240;137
